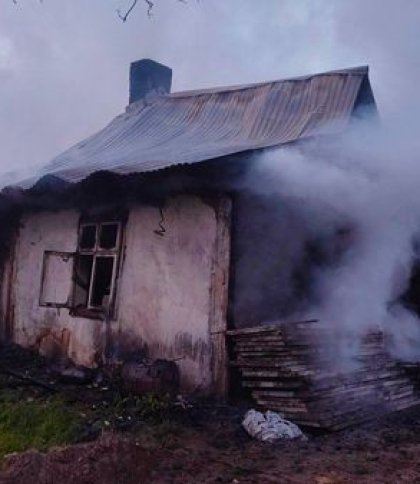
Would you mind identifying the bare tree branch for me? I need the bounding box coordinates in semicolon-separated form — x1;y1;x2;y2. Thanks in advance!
12;0;186;21
144;0;154;18
117;0;187;22
117;0;140;22
12;0;43;5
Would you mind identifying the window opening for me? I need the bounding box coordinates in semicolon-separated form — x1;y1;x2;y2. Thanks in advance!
79;224;96;250
73;254;94;308
99;222;119;249
74;220;122;315
39;219;123;317
90;256;115;307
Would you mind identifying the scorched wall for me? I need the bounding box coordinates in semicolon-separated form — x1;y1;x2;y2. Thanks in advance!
4;195;225;393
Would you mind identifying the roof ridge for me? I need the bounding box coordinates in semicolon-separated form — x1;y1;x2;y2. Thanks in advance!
168;65;369;99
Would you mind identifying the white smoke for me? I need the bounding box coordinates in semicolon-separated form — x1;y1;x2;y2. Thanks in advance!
247;117;420;366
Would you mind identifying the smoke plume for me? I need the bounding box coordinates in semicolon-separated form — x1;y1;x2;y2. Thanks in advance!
246;115;420;366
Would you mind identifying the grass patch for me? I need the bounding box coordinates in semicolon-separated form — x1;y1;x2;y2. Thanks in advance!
0;392;81;460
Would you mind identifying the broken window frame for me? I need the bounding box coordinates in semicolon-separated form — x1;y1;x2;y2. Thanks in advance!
71;220;123;319
39;250;76;308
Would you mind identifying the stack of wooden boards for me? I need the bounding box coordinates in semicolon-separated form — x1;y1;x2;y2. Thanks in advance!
228;320;420;430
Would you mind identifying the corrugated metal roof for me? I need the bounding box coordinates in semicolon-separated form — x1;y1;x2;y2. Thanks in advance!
26;65;371;186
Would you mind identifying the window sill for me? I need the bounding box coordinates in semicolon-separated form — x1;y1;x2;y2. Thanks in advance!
70;307;112;321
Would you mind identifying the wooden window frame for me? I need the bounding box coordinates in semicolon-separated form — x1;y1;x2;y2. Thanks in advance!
38;211;126;321
39;250;76;308
71;221;123;319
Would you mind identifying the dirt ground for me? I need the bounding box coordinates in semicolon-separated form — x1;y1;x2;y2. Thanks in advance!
1;404;420;483
2;344;420;483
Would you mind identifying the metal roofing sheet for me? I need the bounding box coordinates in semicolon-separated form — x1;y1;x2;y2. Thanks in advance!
26;66;370;186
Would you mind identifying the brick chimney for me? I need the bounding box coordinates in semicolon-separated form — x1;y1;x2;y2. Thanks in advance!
129;59;172;104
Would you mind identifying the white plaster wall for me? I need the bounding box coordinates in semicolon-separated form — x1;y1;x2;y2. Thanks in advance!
12;209;104;366
116;197;217;392
9;196;218;392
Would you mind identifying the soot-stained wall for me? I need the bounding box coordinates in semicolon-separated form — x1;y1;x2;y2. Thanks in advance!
4;195;221;393
231;192;309;327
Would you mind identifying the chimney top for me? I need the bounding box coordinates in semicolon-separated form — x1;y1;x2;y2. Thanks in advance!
129;59;172;104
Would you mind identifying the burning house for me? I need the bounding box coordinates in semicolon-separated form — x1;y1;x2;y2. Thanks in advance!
1;59;419;428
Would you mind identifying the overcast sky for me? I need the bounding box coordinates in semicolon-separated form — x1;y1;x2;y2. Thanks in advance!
0;0;418;177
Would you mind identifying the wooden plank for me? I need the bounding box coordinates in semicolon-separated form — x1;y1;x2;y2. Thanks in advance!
253;389;306;398
249;382;305;391
240;365;311;375
234;336;287;343
241;369;307;379
392;398;420;411
226;319;318;336
242;380;302;388
256;402;309;414
234;344;287;351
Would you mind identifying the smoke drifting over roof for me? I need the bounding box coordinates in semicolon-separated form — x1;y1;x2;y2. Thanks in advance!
1;1;420;367
244;111;420;365
0;0;419;177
